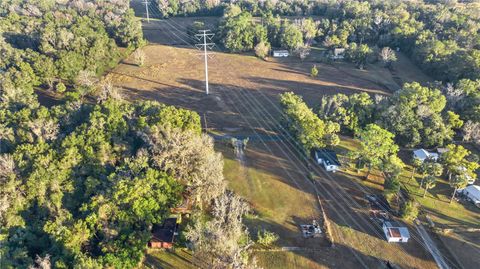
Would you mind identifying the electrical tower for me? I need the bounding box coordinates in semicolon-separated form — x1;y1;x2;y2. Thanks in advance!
195;30;214;95
142;1;150;23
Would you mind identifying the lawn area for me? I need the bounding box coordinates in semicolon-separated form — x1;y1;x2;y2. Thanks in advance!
336;136;480;228
218;140;327;248
142;249;196;269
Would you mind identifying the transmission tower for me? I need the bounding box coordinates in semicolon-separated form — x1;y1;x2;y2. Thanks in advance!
142;0;150;23
195;30;214;95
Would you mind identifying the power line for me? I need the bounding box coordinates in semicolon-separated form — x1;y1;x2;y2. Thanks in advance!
142;0;150;23
195;30;214;95
147;15;459;268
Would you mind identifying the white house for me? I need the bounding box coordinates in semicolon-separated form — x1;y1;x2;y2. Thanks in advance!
313;149;341;172
382;221;410;243
331;48;345;59
273;50;289;57
461;185;480;207
413;149;439;162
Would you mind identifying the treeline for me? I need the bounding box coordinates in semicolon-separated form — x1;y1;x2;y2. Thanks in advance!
158;0;480;82
0;0;143;96
318;82;472;148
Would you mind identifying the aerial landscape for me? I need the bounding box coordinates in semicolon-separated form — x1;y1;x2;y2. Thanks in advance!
0;0;479;269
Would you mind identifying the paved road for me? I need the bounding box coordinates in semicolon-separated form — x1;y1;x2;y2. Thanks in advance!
415;222;451;269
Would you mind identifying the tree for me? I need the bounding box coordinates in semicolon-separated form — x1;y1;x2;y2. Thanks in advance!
418;161;443;187
56;82;66;93
379;82;453;148
400;199;419;221
310;65;318;77
143;127;226;206
254;41;271;60
422;175;437;197
185;191;254;268
318;93;373;134
356;124;399;180
133;49;146;66
294;44;311;60
441;144;478;181
462;121;480;144
280;92;340;153
219;10;261;52
346;43;372;69
280;22;303;51
379;47;397;68
449;173;469;203
410;157;423;183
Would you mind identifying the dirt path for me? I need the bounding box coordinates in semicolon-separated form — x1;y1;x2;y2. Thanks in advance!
415;222;451;269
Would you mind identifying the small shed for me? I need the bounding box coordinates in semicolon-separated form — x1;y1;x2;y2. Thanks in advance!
461;185;480;207
383;221;410;243
149;218;178;249
273;50;289;57
331;48;345;59
413;149;438;162
313;148;341;172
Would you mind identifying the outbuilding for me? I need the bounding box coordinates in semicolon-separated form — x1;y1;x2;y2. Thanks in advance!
149;218;178;249
461;185;480;207
413;149;439;162
331;48;345;59
273;50;289;57
313;148;341;172
383;221;410;243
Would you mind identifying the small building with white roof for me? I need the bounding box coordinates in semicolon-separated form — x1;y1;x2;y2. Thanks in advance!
461;185;480;207
273;50;289;57
383;221;410;243
413;149;439;162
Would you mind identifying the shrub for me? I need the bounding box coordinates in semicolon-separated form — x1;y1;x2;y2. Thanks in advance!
254;41;271;60
310;65;318;77
56;82;66;93
256;229;279;248
133;49;146;66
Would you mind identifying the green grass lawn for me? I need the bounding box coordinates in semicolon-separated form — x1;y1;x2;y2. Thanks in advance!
336;136;480;228
142;249;196;269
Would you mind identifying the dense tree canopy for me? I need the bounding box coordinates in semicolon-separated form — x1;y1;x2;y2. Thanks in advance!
280;92;340;153
378;82;457;147
0;0;143;91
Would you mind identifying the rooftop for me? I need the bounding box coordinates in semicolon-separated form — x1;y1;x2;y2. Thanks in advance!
314;148;341;166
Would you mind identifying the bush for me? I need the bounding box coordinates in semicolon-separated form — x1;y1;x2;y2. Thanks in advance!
400;199;419;221
133;49;146;66
310;65;318;77
56;82;66;93
254;41;271;60
256;229;279;248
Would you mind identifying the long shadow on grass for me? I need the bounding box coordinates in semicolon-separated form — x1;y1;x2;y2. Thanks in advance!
120;76;445;264
246;216;388;268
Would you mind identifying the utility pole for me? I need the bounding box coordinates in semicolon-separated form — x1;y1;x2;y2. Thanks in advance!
195;30;214;95
143;0;150;23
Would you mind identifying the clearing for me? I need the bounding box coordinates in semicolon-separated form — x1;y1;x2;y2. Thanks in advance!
110;6;452;268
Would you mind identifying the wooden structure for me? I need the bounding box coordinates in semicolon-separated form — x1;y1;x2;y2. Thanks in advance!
149;218;178;249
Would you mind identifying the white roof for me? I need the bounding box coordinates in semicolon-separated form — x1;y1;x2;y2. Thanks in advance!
413;149;438;160
463;185;480;201
273;50;289;53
